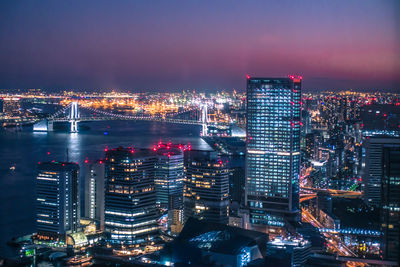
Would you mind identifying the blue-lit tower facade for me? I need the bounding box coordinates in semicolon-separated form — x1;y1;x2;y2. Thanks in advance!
36;162;80;241
104;148;159;248
154;145;184;210
245;76;301;228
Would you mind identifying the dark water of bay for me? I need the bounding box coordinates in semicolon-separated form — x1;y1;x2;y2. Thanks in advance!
0;120;210;257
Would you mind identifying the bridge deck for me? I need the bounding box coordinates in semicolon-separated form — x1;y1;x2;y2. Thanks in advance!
50;116;221;126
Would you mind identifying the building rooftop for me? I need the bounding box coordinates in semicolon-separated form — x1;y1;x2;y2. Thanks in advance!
172;218;268;256
105;147;156;159
268;236;310;248
332;198;380;229
37;161;79;171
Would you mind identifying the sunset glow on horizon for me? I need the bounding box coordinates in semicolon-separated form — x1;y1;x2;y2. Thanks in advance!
0;0;399;91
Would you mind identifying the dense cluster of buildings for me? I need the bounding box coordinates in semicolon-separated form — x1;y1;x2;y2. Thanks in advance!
8;77;398;266
300;91;400;264
33;144;233;251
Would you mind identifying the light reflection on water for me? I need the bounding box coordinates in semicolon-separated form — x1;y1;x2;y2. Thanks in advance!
0;120;210;257
67;132;81;163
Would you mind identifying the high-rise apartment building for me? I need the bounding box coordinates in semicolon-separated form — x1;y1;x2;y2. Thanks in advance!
363;137;400;207
184;151;230;224
36;162;80;241
380;144;400;263
245;76;301;228
104;147;159;248
84;160;105;230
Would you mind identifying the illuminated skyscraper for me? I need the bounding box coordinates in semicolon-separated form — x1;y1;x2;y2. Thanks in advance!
36;162;80;241
84;160;105;230
104;147;159;248
153;143;185;210
245;76;301;228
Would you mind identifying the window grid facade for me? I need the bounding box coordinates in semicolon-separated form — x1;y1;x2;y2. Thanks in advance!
154;148;184;210
104;148;159;247
245;77;301;227
36;162;80;238
184;160;230;225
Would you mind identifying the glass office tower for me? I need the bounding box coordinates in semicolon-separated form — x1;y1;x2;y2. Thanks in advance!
36;162;80;241
154;145;184;210
104;148;159;248
245;76;301;228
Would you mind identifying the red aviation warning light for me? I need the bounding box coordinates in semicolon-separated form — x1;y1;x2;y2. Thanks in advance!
246;74;251;80
288;74;303;83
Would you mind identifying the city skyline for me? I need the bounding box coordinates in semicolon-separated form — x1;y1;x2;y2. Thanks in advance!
246;76;301;228
1;81;399;265
0;0;399;91
1;1;400;265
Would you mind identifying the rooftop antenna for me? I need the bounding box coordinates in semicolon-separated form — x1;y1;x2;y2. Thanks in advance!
66;148;69;162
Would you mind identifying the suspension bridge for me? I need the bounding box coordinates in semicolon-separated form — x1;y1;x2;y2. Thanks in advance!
33;101;213;134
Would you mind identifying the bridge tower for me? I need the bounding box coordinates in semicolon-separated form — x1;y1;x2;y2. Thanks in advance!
69;101;80;133
201;104;208;136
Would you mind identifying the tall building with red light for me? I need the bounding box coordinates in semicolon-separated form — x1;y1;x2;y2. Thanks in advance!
153;142;185;210
183;151;230;224
245;76;301;229
104;147;159;248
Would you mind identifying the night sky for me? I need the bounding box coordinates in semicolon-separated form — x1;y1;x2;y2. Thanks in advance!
0;0;399;92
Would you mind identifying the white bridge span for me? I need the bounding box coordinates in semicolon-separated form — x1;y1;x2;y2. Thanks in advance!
34;101;213;134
